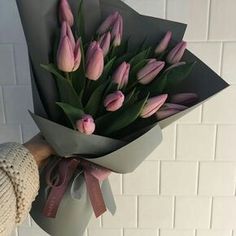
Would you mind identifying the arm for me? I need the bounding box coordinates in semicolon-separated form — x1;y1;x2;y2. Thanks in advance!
0;135;54;235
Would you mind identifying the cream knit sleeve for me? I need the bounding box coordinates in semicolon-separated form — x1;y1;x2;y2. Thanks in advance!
0;143;39;236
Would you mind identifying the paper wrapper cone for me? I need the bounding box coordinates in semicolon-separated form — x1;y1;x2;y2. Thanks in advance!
16;0;229;235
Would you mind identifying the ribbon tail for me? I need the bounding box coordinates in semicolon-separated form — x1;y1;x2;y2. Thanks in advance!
43;159;80;218
84;171;107;218
101;179;116;215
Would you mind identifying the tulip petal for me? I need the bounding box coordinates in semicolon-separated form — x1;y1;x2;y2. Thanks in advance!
57;36;75;72
141;94;168;118
155;31;172;54
59;0;74;27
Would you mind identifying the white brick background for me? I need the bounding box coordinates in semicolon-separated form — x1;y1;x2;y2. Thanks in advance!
0;0;236;235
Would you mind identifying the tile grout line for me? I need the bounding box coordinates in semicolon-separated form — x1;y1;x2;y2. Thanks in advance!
172;196;176;228
195;161;200;195
12;44;18;85
173;123;178;160
206;0;212;40
0;86;6;124
212;124;218;161
136;195;139;229
158;161;161;195
209;196;214;229
164;0;168;19
219;42;224;76
19;124;23;144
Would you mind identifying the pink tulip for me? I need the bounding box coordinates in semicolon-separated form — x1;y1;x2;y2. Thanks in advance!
156;103;187;120
86;41;104;81
137;59;165;85
59;0;74;27
76;115;95;135
112;62;130;89
98;32;111;56
111;15;123;47
170;93;198;105
155;31;172;54
141;94;168;118
57;22;81;72
97;12;123;47
104;91;125;112
166;41;187;64
97;12;119;35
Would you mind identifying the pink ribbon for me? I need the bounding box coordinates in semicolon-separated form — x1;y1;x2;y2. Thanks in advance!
43;158;111;218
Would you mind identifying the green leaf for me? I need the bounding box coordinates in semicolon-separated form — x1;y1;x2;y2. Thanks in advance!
75;0;85;41
147;62;196;96
124;88;138;106
147;73;168;95
129;48;151;67
95;95;149;136
70;39;86;97
85;81;109;116
164;62;196;91
56;102;85;128
41;64;83;109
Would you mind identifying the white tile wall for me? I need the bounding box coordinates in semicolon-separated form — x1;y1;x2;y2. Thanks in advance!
0;0;236;235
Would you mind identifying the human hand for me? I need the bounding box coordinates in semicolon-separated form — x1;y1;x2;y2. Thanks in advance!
23;133;55;167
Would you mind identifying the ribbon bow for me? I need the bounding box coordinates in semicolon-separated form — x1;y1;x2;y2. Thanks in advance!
43;157;111;218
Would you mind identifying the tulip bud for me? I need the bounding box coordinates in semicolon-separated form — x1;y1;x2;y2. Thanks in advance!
156;103;187;120
111;15;123;47
137;59;165;85
155;31;172;54
112;62;130;89
166;41;187;64
104;91;125;112
59;0;74;27
97;12;119;35
170;93;198;105
98;32;111;56
141;94;168;118
86;42;104;81
76;115;96;135
57;22;81;72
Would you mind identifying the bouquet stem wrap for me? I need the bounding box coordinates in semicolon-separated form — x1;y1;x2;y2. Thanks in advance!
44;158;111;218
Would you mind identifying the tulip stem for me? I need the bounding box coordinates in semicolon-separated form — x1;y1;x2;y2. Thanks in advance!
65;72;71;81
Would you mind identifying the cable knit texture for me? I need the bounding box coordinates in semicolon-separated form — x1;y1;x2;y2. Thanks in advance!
0;143;39;236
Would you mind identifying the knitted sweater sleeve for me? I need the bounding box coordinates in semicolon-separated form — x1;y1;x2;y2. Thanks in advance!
0;143;39;236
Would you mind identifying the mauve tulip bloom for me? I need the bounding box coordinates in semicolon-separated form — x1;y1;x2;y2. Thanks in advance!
166;41;187;64
155;31;172;54
170;93;198;105
76;115;96;135
104;91;125;112
57;22;81;72
156;102;188;120
59;0;74;27
86;42;104;81
97;12;119;35
111;15;123;47
112;62;130;89
141;94;168;118
98;32;111;56
137;59;165;85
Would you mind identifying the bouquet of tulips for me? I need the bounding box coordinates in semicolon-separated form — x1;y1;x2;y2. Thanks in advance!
44;2;197;139
16;0;228;235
